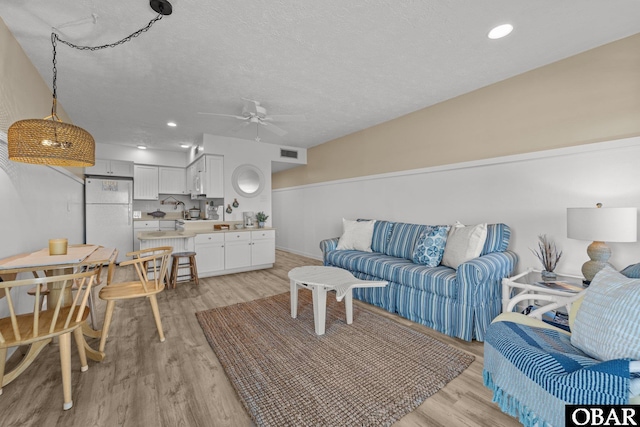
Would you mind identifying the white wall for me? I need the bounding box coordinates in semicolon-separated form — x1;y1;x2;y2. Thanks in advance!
273;137;640;276
0;132;85;322
95;143;189;168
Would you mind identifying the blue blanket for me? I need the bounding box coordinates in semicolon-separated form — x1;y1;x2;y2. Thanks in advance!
483;321;630;427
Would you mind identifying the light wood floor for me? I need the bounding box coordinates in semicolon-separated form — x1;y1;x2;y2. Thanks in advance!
0;250;520;427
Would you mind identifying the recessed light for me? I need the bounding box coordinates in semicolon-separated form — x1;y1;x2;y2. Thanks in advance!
180;144;190;148
137;145;147;150
488;24;513;40
167;122;177;127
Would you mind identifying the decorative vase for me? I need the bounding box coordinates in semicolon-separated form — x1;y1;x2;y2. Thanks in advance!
541;270;557;280
258;222;265;228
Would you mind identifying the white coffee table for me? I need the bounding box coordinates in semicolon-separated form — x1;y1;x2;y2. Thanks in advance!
288;266;388;335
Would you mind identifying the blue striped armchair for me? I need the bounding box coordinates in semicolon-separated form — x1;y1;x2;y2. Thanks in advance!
320;221;518;341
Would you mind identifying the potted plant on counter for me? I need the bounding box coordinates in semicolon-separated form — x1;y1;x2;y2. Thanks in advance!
256;211;269;228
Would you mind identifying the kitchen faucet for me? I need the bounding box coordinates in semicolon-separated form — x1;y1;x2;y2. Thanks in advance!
175;201;186;218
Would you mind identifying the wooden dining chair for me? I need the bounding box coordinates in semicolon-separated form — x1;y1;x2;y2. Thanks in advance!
26;247;119;329
0;266;101;410
98;246;172;354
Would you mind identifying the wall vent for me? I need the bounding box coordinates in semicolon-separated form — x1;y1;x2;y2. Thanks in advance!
280;149;298;159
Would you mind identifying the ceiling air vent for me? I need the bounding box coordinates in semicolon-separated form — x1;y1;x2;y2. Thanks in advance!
280;149;298;159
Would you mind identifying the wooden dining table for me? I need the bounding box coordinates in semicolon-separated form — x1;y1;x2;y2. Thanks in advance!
0;244;118;364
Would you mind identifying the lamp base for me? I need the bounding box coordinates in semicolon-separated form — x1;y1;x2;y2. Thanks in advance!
581;240;611;282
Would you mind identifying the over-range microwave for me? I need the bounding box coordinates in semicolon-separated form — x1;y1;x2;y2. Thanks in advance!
191;169;206;199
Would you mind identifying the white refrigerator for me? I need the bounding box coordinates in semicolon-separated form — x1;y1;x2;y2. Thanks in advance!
85;177;133;263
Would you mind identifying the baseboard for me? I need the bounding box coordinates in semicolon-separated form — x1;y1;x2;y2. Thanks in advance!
276;246;323;261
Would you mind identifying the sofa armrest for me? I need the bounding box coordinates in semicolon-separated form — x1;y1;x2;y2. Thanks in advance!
457;251;518;302
319;237;340;264
456;250;518;340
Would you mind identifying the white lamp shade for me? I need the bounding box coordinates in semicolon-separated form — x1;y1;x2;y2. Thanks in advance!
567;207;637;242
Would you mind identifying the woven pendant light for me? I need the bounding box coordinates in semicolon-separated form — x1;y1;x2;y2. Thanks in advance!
8;116;95;167
7;0;172;168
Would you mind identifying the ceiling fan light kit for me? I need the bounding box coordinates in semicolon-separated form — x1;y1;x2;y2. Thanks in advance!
7;0;172;167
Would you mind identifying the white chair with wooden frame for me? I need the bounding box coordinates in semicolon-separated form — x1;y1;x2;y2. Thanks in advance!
0;266;101;410
98;246;172;354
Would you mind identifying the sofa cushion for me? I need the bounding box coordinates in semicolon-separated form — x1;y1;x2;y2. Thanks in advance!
571;265;640;361
394;264;458;298
384;223;427;260
411;225;450;267
326;250;409;283
325;250;458;298
441;222;488;269
370;220;395;254
336;218;376;251
480;224;511;255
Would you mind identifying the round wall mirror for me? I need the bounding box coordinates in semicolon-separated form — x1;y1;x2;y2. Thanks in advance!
232;164;265;198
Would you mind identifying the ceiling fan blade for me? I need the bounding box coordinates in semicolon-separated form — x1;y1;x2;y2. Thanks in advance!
263;114;307;122
229;121;251;133
197;112;248;120
261;122;288;136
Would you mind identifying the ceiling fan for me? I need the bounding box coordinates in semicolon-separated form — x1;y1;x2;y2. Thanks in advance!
198;98;306;140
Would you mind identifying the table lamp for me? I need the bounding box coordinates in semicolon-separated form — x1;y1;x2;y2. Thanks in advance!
567;203;637;283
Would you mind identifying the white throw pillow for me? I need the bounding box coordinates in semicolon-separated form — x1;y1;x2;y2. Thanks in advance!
441;222;488;269
571;265;640;361
336;219;376;252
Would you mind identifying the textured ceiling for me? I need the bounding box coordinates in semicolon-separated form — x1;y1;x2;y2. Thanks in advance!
2;0;640;152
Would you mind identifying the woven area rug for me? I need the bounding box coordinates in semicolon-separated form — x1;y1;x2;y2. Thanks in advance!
196;291;474;427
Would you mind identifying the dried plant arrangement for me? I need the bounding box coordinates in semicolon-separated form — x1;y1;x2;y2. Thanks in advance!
531;234;563;275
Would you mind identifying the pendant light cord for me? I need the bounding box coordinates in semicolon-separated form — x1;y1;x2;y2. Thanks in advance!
50;13;164;118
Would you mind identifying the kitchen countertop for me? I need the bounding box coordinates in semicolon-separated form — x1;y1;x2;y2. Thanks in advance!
137;230;196;240
137;227;275;241
134;215;183;221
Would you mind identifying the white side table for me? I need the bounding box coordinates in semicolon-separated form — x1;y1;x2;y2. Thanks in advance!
288;266;388;335
502;268;587;321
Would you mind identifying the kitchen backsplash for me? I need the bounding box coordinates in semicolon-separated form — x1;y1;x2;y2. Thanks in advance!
133;195;224;218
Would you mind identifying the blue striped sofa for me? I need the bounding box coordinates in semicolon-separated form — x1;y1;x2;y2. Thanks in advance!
320;221;518;341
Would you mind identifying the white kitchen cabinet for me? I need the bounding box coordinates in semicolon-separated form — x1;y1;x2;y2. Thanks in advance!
224;232;251;270
159;166;187;195
186;164;195;195
222;229;275;271
204;155;224;198
251;230;275;265
86;159;134;177
134;165;159;200
195;233;225;275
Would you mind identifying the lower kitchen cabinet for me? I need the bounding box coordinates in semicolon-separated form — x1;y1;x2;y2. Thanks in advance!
251;230;276;265
195;233;225;275
224;232;252;270
188;229;276;276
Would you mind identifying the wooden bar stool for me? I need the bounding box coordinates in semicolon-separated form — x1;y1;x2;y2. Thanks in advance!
169;252;199;289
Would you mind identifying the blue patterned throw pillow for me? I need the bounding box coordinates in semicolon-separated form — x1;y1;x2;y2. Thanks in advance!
411;225;450;267
621;262;640;278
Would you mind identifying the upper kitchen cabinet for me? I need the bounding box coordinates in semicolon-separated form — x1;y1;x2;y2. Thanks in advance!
85;159;134;177
204;155;224;198
133;165;159;200
159;166;187;195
